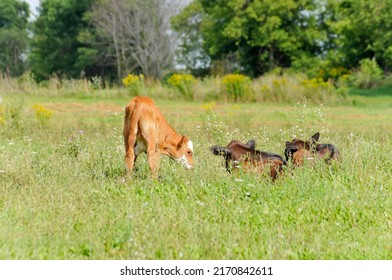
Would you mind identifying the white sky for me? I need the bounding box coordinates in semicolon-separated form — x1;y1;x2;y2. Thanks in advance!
25;0;40;19
25;0;192;19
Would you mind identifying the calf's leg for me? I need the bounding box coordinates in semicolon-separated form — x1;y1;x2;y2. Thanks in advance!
124;130;136;174
146;131;160;178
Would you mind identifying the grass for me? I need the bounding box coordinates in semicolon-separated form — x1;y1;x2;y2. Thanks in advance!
348;86;392;97
0;89;392;260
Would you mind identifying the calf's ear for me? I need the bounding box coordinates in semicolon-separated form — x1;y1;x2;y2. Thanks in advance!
210;145;231;156
176;136;188;150
246;140;256;149
311;132;320;142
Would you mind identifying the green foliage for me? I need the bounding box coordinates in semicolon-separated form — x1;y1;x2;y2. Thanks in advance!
31;103;53;125
122;74;146;96
0;0;29;76
0;105;5;125
30;0;94;80
326;0;392;72
222;74;253;102
91;75;102;90
171;0;210;74
195;0;327;76
1;72;345;105
348;58;384;89
255;74;338;104
76;12;116;80
0;0;29;29
167;73;197;100
173;0;392;81
0;99;25;131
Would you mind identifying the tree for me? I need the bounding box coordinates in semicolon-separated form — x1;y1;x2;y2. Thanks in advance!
197;0;328;76
76;11;117;82
326;0;392;72
90;0;179;80
30;0;100;80
0;0;29;76
171;0;210;76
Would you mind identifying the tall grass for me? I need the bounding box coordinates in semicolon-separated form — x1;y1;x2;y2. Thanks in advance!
254;74;338;104
1;94;391;259
1;73;347;105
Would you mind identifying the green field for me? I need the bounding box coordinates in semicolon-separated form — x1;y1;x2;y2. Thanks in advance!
0;92;391;259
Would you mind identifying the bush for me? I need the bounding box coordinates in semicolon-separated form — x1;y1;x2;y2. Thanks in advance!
167;73;196;100
255;74;338;104
349;58;384;88
0;104;5;125
31;104;52;125
222;74;253;102
122;74;145;96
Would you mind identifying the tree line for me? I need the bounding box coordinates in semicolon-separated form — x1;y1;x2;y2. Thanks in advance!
1;0;391;82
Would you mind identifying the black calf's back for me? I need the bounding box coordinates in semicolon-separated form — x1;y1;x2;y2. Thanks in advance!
210;140;285;179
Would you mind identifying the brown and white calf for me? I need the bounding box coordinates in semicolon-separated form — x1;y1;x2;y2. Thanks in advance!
210;140;285;179
123;96;194;177
284;132;340;167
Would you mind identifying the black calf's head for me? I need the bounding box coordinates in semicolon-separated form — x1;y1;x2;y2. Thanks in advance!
210;145;231;157
245;140;256;150
210;139;257;172
210;139;256;158
284;132;320;161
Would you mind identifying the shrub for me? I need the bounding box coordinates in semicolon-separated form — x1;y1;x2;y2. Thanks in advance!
222;74;253;102
0;105;4;125
327;67;349;81
17;71;38;93
122;74;145;96
167;73;196;100
31;104;52;124
255;74;337;104
91;75;102;90
349;58;384;88
201;102;217;111
6;101;24;129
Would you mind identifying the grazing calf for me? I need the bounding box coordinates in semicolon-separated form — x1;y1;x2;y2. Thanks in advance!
210;140;285;179
285;132;340;167
123;96;194;177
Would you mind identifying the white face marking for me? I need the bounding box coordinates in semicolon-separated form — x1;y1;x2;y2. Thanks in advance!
187;140;193;152
176;155;192;169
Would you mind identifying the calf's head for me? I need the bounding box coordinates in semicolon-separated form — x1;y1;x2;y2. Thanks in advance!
284;132;319;164
162;136;194;169
210;139;256;159
210;139;257;172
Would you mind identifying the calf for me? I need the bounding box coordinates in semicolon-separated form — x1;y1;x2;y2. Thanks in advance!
285;132;340;167
210;140;285;179
123;96;194;177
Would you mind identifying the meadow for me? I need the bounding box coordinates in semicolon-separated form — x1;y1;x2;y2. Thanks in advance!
0;77;391;259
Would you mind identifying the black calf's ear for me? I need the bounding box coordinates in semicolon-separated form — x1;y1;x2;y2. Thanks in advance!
210;145;230;156
246;140;256;149
311;132;320;142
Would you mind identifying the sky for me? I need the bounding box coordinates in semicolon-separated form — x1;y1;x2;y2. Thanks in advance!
25;0;40;19
24;0;191;19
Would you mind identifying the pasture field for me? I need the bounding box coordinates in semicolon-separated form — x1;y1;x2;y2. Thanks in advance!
0;92;391;259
